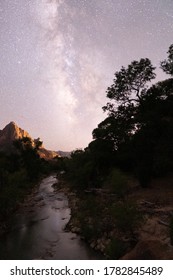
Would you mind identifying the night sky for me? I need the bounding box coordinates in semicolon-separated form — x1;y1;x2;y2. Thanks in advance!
0;0;173;151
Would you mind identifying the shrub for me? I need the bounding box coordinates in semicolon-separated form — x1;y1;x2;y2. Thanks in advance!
76;195;104;240
107;168;128;199
0;169;29;219
111;202;143;234
80;223;101;240
7;169;28;188
106;238;127;259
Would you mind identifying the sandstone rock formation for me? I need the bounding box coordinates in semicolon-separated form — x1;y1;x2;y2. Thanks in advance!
0;121;59;160
0;121;33;153
0;121;32;149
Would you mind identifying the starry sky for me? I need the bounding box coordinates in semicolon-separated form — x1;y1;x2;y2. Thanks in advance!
0;0;173;151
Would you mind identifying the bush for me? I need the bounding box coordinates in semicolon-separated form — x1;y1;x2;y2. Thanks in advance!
76;195;105;240
7;169;28;188
80;223;101;240
107;168;128;199
111;202;143;234
0;169;29;219
106;238;127;259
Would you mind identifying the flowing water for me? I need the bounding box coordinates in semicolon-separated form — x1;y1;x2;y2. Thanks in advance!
0;175;102;260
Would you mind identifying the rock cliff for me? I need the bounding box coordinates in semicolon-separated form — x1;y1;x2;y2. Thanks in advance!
0;122;59;159
0;122;31;148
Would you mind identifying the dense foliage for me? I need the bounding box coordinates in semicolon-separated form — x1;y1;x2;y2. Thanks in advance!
0;137;50;221
62;44;173;188
57;45;173;258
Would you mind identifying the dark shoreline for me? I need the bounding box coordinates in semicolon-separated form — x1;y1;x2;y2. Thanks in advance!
0;173;50;237
54;175;173;260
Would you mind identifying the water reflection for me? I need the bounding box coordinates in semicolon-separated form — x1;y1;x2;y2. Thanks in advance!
0;175;102;260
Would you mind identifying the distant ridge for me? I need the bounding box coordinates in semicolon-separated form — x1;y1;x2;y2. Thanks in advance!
0;122;60;160
57;150;71;158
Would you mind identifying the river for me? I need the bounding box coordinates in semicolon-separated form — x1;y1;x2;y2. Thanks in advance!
0;175;102;260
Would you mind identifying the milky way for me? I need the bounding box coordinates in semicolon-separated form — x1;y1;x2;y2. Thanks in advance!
0;0;173;150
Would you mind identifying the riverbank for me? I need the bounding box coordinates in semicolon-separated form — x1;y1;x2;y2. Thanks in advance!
0;175;102;260
0;173;50;236
55;174;173;259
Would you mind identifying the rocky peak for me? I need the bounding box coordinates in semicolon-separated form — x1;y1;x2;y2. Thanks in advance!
0;122;60;159
0;121;32;146
0;122;34;154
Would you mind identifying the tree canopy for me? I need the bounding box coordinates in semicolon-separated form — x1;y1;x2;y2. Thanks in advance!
160;44;173;75
66;44;173;188
103;58;156;114
94;44;173;186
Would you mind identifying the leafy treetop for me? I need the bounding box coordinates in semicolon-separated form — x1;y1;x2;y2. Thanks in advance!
103;58;156;115
161;44;173;75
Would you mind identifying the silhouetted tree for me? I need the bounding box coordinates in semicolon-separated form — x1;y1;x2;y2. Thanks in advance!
13;137;42;180
66;45;173;189
103;58;156;114
161;44;173;75
133;78;173;180
91;59;156;184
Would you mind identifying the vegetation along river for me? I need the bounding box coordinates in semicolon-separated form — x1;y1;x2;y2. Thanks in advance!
0;175;101;259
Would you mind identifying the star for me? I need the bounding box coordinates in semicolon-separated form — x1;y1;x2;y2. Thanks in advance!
0;0;173;150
